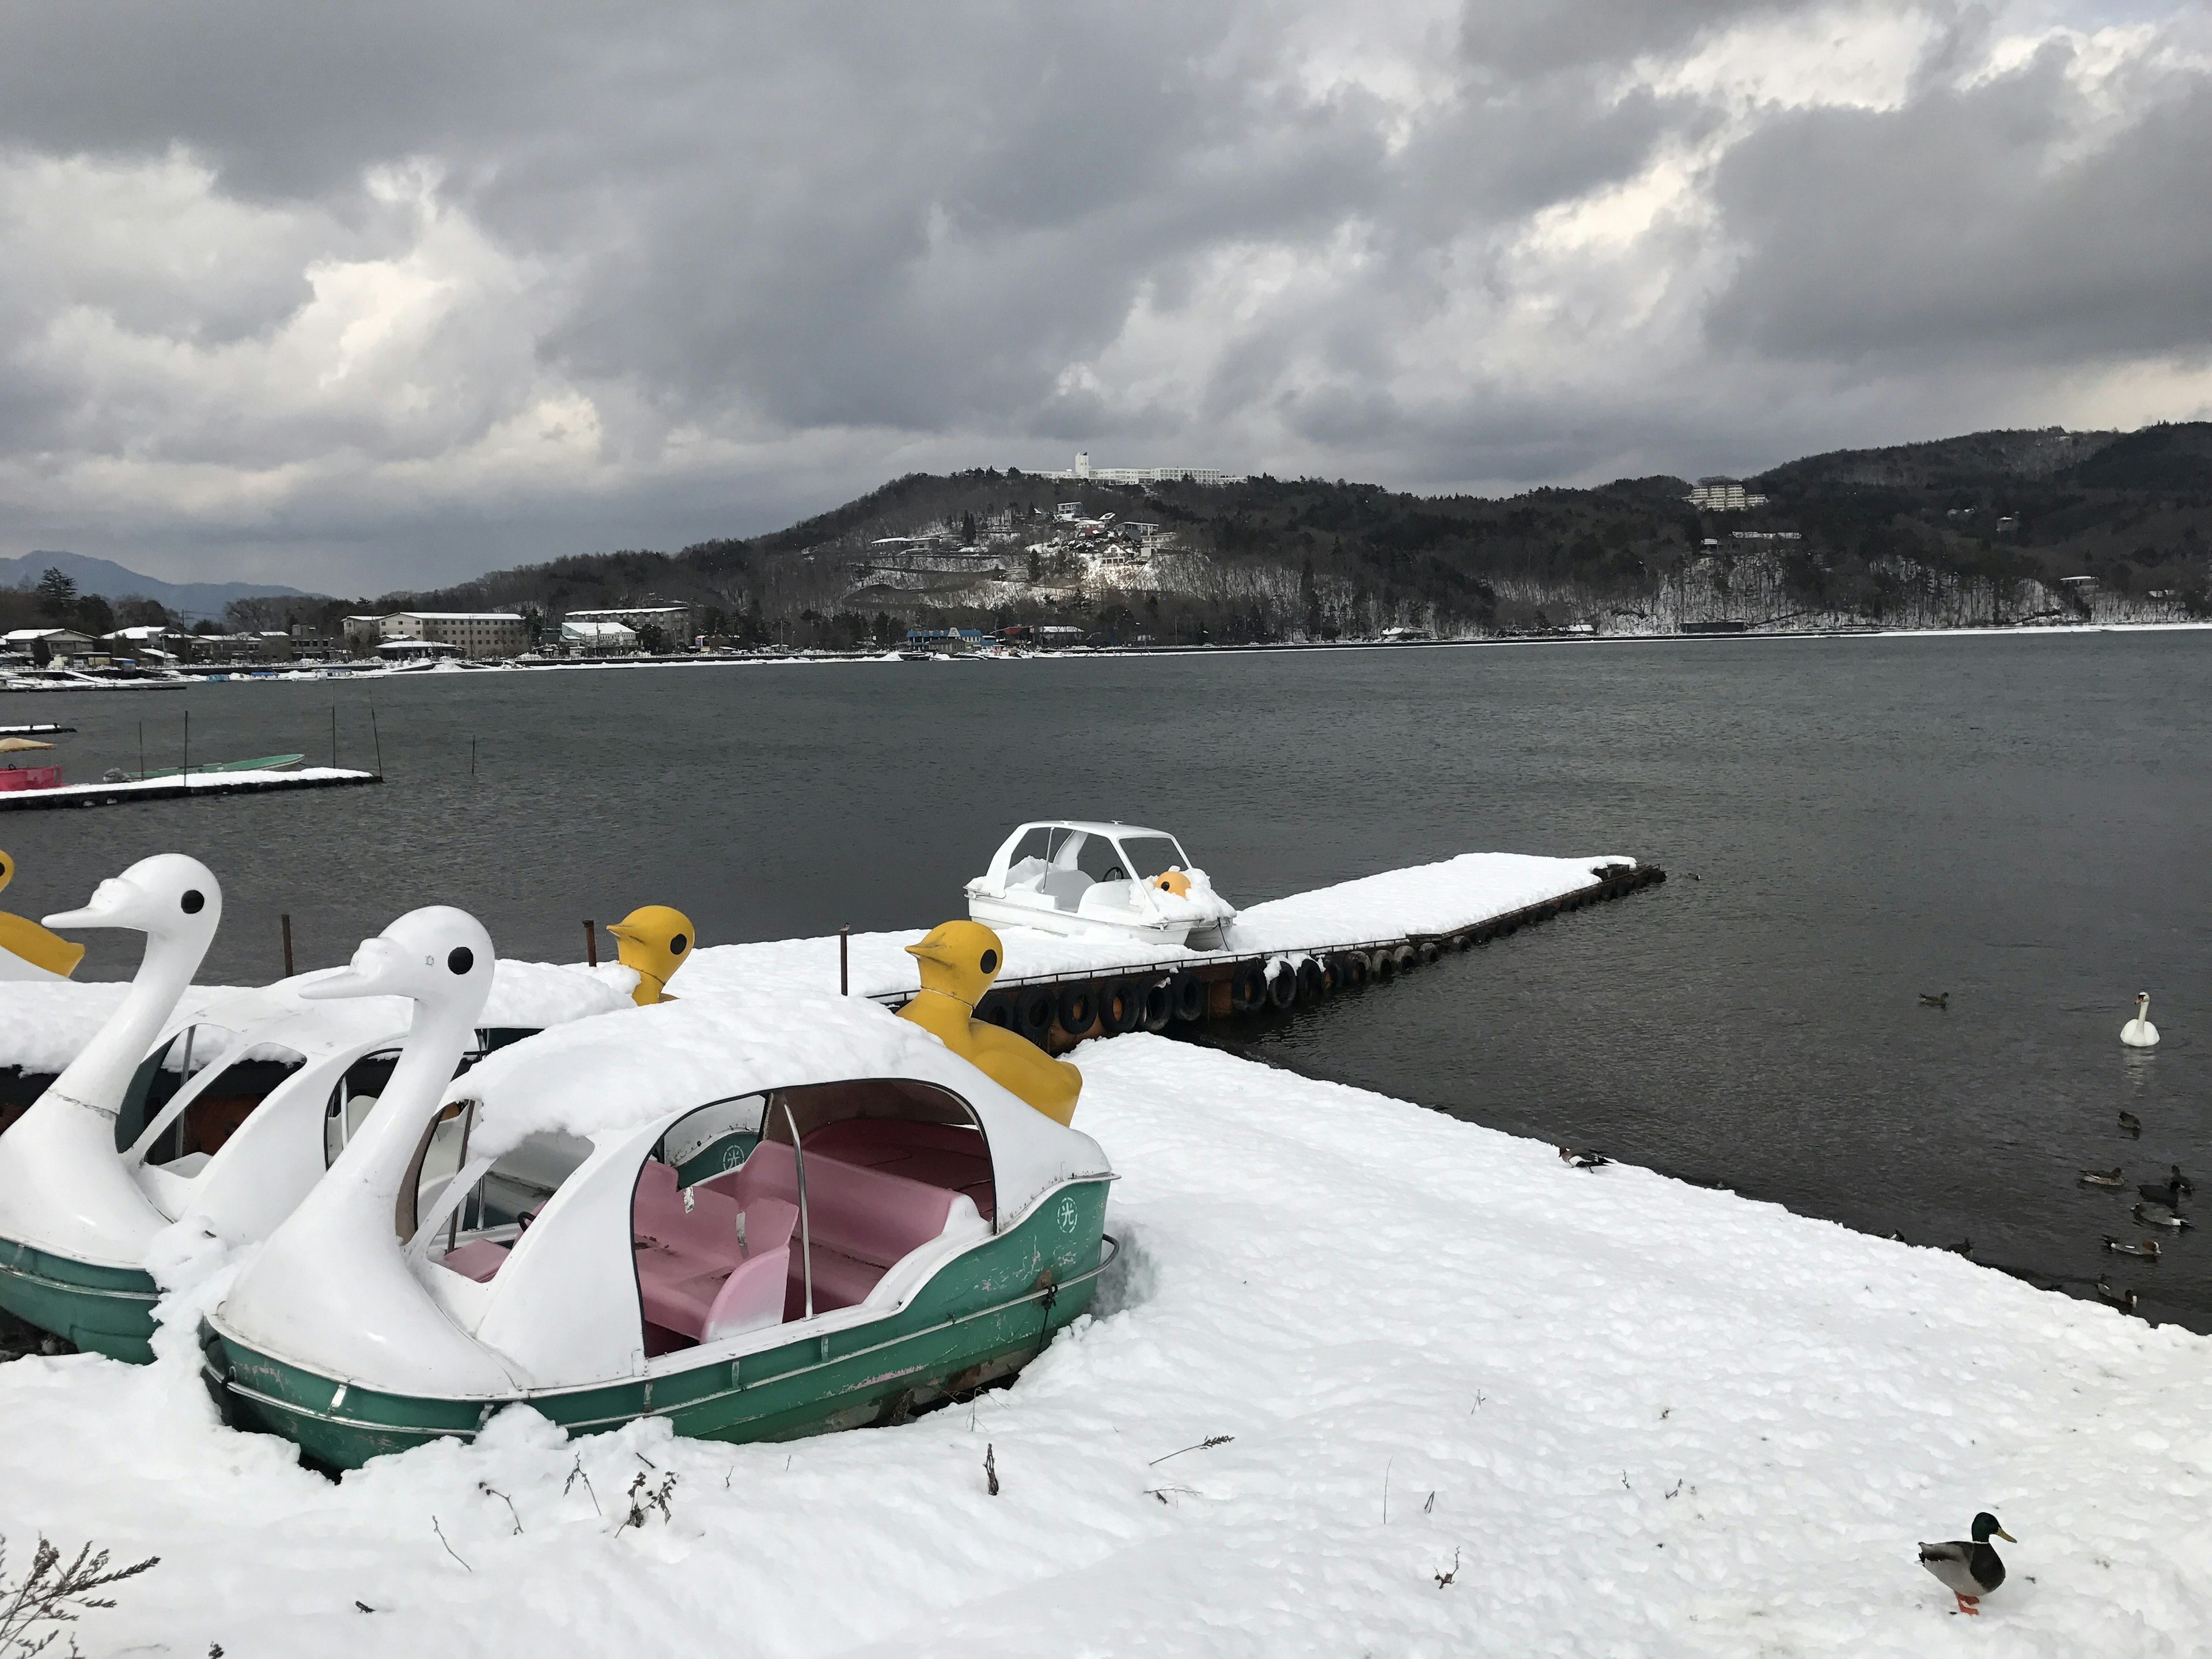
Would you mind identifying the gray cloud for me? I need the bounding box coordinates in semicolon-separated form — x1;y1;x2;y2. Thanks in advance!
0;1;2205;590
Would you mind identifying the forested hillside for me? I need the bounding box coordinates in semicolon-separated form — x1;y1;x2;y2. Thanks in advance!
199;423;2212;646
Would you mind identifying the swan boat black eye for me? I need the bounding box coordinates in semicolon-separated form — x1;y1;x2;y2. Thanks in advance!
447;946;475;975
180;890;206;914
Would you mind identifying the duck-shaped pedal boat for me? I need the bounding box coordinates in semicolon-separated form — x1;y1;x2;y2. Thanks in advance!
606;905;694;1005
900;920;1082;1125
0;848;85;981
965;820;1236;949
0;874;666;1363
0;855;222;1358
201;971;1116;1471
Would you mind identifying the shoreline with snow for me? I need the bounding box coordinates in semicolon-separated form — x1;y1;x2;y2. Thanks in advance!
3;1036;2205;1655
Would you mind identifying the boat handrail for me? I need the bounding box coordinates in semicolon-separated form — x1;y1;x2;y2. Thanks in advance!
783;1097;814;1320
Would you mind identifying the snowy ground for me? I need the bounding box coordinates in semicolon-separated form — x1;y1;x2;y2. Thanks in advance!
0;766;373;806
3;1036;2206;1657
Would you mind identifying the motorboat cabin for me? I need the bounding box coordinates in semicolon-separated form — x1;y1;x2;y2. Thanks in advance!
965;820;1236;948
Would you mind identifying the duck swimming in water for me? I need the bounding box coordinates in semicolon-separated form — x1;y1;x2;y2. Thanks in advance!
605;906;695;1005
899;920;1082;1125
2096;1279;2138;1312
2102;1236;2160;1259
0;849;85;981
2078;1168;2125;1188
1919;1512;2014;1615
2134;1200;2190;1230
2118;1111;2143;1137
2138;1175;2186;1208
1918;992;1949;1009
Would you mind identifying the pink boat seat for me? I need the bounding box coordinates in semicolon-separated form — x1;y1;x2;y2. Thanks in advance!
630;1160;800;1340
440;1238;510;1283
805;1119;995;1221
702;1139;969;1315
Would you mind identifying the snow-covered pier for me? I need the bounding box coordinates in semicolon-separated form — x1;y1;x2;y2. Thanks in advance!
676;850;1663;1052
0;766;379;811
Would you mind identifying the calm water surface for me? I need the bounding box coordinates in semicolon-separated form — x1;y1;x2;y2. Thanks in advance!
10;636;2209;1325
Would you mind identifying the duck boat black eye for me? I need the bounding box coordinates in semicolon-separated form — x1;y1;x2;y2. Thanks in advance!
671;935;688;954
180;890;205;914
447;946;475;975
980;949;998;974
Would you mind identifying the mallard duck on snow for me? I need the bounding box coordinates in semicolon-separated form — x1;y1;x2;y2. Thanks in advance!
1919;1512;2014;1615
1558;1147;1611;1169
202;913;1116;1471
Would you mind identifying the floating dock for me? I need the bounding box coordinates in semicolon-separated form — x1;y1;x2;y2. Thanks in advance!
0;767;379;812
883;860;1665;1050
0;725;73;737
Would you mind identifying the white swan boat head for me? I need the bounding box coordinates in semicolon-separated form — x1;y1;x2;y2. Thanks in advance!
965;820;1235;948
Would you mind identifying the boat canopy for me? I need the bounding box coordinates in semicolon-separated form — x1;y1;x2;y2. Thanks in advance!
444;988;1110;1229
975;820;1194;894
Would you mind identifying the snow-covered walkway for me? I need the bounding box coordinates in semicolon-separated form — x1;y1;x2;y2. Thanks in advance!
3;1037;2205;1656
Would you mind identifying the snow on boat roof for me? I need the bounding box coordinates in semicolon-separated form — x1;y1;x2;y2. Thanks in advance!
1005;820;1179;840
447;986;1112;1225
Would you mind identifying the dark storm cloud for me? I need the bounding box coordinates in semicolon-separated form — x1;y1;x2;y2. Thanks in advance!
0;1;2204;588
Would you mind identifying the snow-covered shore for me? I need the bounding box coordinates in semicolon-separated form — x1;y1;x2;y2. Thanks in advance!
2;1036;2205;1656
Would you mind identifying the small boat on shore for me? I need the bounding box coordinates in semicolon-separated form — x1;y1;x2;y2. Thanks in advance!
0;859;675;1362
202;922;1114;1470
966;820;1236;948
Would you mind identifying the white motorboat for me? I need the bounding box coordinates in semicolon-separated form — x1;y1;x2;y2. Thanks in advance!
965;820;1236;949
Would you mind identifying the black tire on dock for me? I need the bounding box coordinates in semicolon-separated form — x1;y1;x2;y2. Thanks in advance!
1338;952;1368;989
1391;945;1417;972
1057;982;1097;1036
1172;972;1207;1023
1016;986;1056;1041
1141;979;1174;1033
1102;980;1145;1035
1267;962;1298;1010
1319;956;1341;993
1372;948;1397;981
976;992;1017;1030
1295;958;1327;1003
1417;941;1441;965
1230;961;1267;1010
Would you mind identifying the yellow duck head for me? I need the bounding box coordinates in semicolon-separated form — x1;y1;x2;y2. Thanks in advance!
606;905;696;1005
0;847;86;979
904;919;1003;1009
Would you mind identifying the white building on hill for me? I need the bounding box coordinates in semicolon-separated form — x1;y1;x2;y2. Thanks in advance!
1685;477;1770;512
1037;451;1245;486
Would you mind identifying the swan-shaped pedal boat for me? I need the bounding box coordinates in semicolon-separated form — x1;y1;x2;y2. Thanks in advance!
0;855;222;1357
0;872;668;1362
201;919;1116;1471
965;820;1236;949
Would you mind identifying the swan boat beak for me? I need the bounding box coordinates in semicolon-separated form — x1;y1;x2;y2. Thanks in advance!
298;937;407;1001
43;876;149;932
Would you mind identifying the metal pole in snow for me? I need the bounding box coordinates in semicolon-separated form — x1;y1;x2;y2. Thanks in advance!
281;914;294;977
181;709;189;782
330;704;337;770
840;926;849;995
584;921;598;967
138;720;145;781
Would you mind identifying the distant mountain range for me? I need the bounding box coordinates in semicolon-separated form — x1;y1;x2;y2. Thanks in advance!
0;550;319;621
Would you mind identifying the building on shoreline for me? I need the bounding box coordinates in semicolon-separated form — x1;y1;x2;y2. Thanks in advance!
370;611;532;659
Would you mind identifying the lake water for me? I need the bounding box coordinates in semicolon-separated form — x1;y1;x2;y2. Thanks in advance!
10;634;2210;1327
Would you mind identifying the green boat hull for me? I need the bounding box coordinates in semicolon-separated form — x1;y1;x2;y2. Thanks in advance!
0;1236;160;1362
203;1181;1112;1470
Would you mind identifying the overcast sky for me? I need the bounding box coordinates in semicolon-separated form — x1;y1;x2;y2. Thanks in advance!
1;0;2207;592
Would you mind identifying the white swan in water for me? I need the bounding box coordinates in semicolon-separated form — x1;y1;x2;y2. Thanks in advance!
2122;991;2159;1049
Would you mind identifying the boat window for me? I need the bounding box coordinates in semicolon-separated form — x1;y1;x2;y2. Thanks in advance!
325;1050;400;1165
395;1100;478;1242
1115;835;1186;883
659;1093;767;1185
115;1022;238;1152
1002;826;1056;872
410;1130;596;1286
1069;834;1127;883
133;1041;307;1168
630;1080;994;1357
